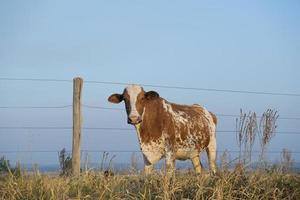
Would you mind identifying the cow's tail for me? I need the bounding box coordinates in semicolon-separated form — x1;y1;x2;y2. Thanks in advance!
209;112;217;125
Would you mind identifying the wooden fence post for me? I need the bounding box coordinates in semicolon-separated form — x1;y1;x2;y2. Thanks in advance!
72;77;83;176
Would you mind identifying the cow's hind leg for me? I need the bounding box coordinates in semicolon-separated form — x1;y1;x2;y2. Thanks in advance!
206;136;217;174
191;154;202;174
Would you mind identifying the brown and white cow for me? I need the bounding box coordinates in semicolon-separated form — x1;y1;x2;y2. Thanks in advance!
108;85;217;174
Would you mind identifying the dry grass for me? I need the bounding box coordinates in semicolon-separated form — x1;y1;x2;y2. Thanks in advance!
236;109;258;163
0;167;299;200
259;109;279;161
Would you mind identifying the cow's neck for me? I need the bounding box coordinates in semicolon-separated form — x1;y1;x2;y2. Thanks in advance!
134;98;164;145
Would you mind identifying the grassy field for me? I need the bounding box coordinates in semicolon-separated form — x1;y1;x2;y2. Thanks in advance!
0;166;299;200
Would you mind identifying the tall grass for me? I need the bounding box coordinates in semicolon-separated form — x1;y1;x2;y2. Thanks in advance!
0;167;299;200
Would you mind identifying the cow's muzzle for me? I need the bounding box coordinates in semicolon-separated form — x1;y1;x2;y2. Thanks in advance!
127;115;142;125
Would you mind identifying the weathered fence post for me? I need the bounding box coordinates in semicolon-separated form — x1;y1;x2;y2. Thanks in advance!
72;77;83;176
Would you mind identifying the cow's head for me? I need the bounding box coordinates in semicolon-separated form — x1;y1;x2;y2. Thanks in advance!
108;85;159;125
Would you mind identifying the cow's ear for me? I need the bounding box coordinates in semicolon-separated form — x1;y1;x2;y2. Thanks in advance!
108;93;123;104
145;91;159;100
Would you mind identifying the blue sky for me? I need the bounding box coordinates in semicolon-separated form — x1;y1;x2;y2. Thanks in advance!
0;1;299;167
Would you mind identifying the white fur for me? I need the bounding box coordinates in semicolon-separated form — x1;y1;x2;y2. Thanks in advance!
126;85;142;118
135;124;164;164
162;100;188;124
203;108;216;138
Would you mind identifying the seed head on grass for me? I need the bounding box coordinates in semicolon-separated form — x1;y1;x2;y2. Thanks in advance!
259;109;279;162
236;109;258;164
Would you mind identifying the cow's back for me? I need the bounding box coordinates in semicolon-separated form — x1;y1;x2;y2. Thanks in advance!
161;100;216;152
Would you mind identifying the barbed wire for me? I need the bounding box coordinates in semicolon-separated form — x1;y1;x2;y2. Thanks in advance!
0;104;299;120
81;105;300;120
1;150;300;154
1;77;300;97
0;105;72;109
0;78;72;83
0;126;299;134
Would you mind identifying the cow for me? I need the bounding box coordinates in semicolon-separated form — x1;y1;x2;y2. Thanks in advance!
108;85;217;174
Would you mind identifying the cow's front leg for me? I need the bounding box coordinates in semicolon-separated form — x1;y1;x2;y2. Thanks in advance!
143;155;154;175
165;151;175;174
144;163;154;175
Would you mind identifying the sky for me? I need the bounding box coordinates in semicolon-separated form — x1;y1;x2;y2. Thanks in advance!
0;1;300;168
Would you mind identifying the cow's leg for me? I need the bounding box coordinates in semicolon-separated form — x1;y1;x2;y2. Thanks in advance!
143;155;154;175
191;155;202;174
165;151;175;175
144;163;154;175
206;135;217;174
